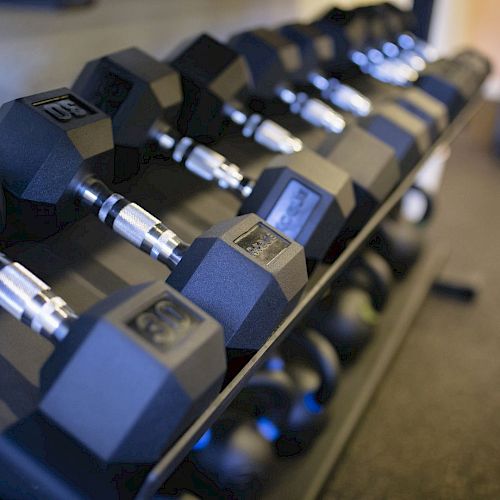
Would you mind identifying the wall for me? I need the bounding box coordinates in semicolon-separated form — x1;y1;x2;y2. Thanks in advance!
429;0;500;99
0;0;409;104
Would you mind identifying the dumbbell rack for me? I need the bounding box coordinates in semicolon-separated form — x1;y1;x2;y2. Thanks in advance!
0;79;483;499
261;243;449;500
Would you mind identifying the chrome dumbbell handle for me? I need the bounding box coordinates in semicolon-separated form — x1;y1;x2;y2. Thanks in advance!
77;178;188;270
223;102;303;154
0;254;76;342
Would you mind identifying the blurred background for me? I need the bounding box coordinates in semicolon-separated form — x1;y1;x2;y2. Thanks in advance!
0;0;499;103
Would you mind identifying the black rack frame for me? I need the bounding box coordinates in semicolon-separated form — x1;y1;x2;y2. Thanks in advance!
136;93;485;499
261;243;449;500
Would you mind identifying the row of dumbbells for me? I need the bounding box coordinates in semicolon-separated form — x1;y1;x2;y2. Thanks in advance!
0;2;490;487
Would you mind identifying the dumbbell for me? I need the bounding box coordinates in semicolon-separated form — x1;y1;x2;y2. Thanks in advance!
0;179;5;234
370;217;424;278
189;415;275;497
0;253;226;463
74;48;355;264
348;4;428;74
344;249;394;311
279;21;447;137
0;89;308;351
375;3;439;64
416;51;491;121
308;7;489;119
272;24;372;117
223;28;408;234
347;6;489;122
278;24;447;178
268;329;341;455
258;23;438;230
308;283;379;362
314;7;476;126
226;29;346;133
313;6;418;87
168;37;399;240
280;18;440;115
232;329;340;455
192;326;341;485
169;34;341;142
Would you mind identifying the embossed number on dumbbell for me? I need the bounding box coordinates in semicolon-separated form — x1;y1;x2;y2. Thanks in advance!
131;296;197;350
235;223;290;265
40;98;88;122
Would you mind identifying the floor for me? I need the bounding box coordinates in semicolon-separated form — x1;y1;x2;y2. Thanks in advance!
322;103;500;500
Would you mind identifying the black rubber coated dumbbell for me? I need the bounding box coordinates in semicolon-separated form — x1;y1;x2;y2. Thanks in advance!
0;254;226;463
188;408;280;497
169;35;303;153
170;33;344;141
0;89;308;351
169;38;398;243
343;5;428;75
0;180;5;234
280;21;448;143
370;217;424;278
374;3;439;64
225;27;405;236
314;3;482;127
344;249;394;311
325;5;448;143
308;284;379;362
278;23;373;116
74;46;301;176
228;29;347;133
310;7;413;86
278;23;446;177
231;328;340;456
416;51;491;120
343;7;489;121
74;48;356;263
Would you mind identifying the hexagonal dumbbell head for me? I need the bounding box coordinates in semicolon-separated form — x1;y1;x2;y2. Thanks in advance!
74;47;182;180
168;34;305;153
0;89;114;227
320;6;373;49
239;149;355;262
396;87;448;141
316;125;399;240
280;23;336;79
359;102;433;177
169;34;251;143
40;281;226;463
416;51;490;120
230;29;346;133
372;3;410;44
167;213;308;351
0;183;5;233
230;29;304;100
416;60;468;120
313;9;369;69
379;2;416;33
279;24;373;117
454;50;491;82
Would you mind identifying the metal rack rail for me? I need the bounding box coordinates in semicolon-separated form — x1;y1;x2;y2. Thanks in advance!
136;93;484;499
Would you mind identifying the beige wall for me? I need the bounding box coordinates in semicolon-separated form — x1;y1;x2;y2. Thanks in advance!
1;0;496;103
0;0;409;104
430;0;500;99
